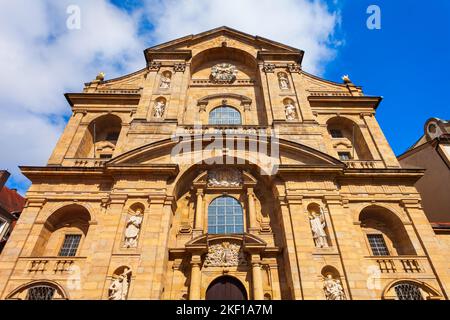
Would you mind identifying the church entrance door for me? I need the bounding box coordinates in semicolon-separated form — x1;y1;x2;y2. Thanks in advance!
205;276;247;300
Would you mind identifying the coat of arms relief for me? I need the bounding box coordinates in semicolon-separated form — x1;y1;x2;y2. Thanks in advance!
210;63;238;83
207;168;242;187
204;242;246;267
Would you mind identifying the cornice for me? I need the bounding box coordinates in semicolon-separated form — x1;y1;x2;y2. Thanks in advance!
64;93;141;107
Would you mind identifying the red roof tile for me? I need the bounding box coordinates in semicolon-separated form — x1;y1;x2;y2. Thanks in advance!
0;186;25;213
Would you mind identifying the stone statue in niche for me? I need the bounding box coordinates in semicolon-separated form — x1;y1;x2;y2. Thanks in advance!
153;100;166;118
211;63;238;83
124;209;143;248
204;242;245;267
207;168;242;187
285;102;297;121
278;73;289;90
159;73;171;89
309;207;329;248
323;274;346;300
109;267;132;300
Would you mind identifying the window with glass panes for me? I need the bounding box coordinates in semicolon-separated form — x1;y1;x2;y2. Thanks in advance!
338;152;352;161
209;106;242;125
208;196;244;234
26;286;56;300
330;129;344;138
367;234;390;256
394;283;424;300
58;234;82;257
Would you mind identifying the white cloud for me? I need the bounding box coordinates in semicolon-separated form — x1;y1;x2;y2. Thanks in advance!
144;0;340;74
0;0;147;192
0;0;340;194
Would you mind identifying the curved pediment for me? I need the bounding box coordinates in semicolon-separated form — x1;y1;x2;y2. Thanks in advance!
107;135;344;170
185;233;267;249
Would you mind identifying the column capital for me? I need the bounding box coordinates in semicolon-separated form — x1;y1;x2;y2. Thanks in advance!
250;253;262;264
323;195;343;206
285;195;303;205
25;198;47;208
400;199;421;209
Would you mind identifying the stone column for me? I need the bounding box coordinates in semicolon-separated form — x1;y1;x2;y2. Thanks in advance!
194;189;204;236
247;188;258;232
251;254;264;300
189;255;202;300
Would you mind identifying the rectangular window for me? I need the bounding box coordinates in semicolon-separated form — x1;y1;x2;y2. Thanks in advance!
106;132;119;141
367;234;390;256
0;218;7;236
330;129;344;138
58;234;82;257
338;152;352;161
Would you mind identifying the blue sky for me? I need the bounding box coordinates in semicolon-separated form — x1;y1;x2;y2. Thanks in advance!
324;0;450;155
1;0;449;194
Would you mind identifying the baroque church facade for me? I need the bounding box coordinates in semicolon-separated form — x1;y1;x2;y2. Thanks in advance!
0;27;449;300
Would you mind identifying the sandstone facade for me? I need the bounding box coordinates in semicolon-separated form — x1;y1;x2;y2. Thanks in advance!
0;27;448;300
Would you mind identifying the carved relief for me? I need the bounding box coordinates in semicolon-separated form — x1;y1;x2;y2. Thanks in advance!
123;208;143;248
278;72;290;90
153;98;166;119
262;63;276;73
285;101;297;121
204;242;246;267
148;61;161;72
207;168;242;187
287;63;301;73
323;274;346;300
109;267;132;300
308;205;329;248
174;63;186;73
211;63;238;83
159;71;171;89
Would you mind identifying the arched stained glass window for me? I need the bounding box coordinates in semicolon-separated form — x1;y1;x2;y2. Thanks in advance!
209;106;242;125
208;196;244;234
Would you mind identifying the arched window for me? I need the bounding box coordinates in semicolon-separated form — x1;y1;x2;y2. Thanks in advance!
26;285;56;300
209;106;241;125
6;281;68;300
208;196;244;234
394;283;423;300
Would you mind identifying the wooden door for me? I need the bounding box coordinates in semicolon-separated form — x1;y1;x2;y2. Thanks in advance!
205;276;247;300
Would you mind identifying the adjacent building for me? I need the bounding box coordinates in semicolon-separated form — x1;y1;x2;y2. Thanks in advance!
398;118;450;247
0;170;25;254
0;27;449;300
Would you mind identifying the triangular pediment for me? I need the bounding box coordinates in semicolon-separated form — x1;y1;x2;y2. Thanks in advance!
147;26;303;54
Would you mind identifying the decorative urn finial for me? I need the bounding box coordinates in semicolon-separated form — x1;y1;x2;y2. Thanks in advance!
96;72;105;81
342;74;352;84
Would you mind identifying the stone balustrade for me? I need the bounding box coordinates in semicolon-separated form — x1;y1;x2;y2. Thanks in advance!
367;256;428;274
344;160;385;169
63;158;108;167
22;257;87;275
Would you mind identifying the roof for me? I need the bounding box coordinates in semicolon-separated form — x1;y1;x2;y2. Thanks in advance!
0;186;25;214
398;118;450;158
